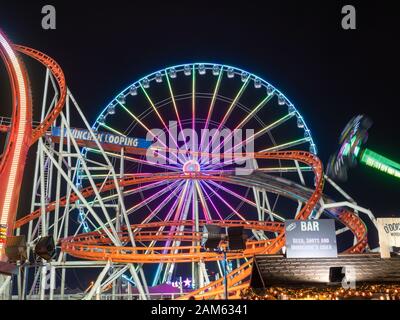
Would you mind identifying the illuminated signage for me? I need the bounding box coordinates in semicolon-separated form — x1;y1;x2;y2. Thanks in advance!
285;219;338;258
51;127;151;149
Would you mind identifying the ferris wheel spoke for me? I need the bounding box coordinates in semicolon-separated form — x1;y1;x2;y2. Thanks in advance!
192;65;196;159
260;137;311;152
199;67;224;153
206;179;285;222
203;75;251;155
201;180;247;221
140;182;188;287
165;73;190;153
138;180;186;226
140;84;187;163
194;180;212;221
208;93;274;157
117;101;184;164
162;181;192;251
145;182;187;258
230;112;295;154
86;147;182;172
156;183;194;285
140;191;187;286
90;180;172;206
202;112;295;170
98;123;127;137
126;180;182;215
236;94;274;129
198;181;224;221
98;180;184;230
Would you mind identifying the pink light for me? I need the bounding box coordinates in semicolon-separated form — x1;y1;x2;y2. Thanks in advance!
183;159;200;175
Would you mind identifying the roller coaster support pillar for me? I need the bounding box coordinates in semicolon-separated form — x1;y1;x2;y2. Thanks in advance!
222;250;228;300
83;260;111;300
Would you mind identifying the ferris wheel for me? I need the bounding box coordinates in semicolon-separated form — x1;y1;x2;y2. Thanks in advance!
77;63;318;287
0;28;374;300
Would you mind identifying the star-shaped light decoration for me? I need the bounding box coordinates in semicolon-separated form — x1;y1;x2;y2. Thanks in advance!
183;277;192;288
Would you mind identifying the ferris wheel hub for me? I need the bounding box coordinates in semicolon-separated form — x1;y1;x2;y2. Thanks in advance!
183;159;201;174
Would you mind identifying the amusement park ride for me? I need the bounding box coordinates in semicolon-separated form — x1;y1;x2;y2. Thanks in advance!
0;29;386;300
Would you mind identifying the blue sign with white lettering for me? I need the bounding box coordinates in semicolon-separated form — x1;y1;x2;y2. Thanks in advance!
51;127;151;149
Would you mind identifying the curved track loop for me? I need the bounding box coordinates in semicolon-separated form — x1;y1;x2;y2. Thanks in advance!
71;220;284;244
14;45;67;146
16;150;323;229
0;32;32;253
0;40;66;255
61;220;284;263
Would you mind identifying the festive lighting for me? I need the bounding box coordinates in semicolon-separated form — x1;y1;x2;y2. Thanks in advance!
240;284;400;300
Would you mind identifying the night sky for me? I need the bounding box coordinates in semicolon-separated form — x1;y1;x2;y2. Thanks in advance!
1;1;399;239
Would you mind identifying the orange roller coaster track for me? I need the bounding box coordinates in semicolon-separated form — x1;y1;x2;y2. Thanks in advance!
15;150;324;229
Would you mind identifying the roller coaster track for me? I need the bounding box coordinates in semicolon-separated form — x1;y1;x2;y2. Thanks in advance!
1;33;368;299
15;150;324;228
14;45;67;146
0;33;66;256
0;32;32;252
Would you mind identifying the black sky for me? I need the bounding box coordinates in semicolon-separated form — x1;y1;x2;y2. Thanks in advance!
1;0;399;218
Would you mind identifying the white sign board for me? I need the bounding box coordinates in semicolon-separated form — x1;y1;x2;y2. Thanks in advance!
377;218;400;258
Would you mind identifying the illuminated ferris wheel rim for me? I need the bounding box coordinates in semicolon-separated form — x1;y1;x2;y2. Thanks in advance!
91;62;317;155
76;62;321;233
